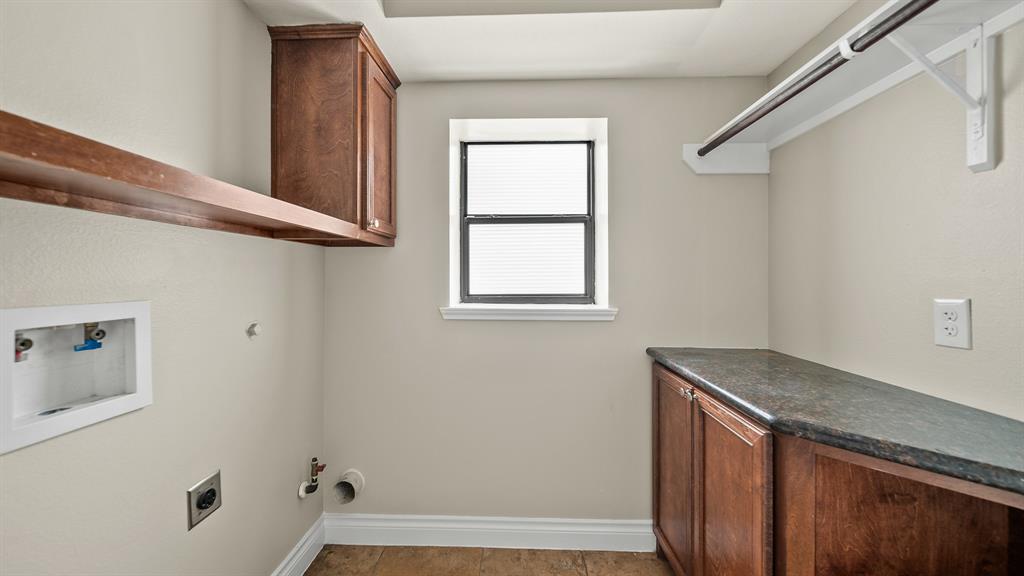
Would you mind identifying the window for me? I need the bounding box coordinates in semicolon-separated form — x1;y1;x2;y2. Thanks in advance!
461;141;594;304
443;119;615;321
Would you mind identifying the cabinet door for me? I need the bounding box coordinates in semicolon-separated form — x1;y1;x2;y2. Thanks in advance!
363;53;397;238
694;391;771;576
653;367;695;576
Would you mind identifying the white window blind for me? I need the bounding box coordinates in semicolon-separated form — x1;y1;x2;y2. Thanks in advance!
468;223;586;295
462;141;593;302
466;144;589;215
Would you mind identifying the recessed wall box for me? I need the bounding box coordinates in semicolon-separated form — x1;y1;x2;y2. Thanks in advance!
0;301;152;454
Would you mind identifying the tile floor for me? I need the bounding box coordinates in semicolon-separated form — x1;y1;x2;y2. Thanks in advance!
305;546;674;576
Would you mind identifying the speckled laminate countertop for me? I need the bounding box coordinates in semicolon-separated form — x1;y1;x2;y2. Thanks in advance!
647;347;1024;496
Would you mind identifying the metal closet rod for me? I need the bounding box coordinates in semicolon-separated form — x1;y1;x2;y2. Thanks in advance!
696;0;941;157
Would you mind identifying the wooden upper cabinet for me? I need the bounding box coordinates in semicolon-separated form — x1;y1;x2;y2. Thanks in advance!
653;366;696;576
269;24;400;242
693;390;771;576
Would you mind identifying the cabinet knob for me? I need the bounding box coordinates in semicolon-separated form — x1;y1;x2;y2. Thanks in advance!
370;218;380;228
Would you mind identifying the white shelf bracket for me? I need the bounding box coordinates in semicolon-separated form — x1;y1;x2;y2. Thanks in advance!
887;27;995;172
965;27;996;172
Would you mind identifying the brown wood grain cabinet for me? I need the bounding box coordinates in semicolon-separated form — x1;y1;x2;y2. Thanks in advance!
693;390;771;576
269;24;400;246
653;367;696;576
363;52;397;238
652;363;1024;576
653;366;770;576
773;436;1022;576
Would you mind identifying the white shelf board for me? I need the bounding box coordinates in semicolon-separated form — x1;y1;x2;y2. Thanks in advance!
705;0;1023;152
682;143;769;174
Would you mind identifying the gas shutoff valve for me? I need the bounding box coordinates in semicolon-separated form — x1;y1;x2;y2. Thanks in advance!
298;457;326;499
73;322;106;352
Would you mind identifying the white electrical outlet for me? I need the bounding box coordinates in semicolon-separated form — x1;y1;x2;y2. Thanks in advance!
934;298;971;349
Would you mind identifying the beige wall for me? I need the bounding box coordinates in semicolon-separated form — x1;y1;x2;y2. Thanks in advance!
323;78;770;519
767;15;1024;420
0;2;324;575
0;0;271;194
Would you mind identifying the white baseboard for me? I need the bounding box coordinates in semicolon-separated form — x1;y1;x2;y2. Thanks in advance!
270;512;655;575
323;514;655;552
272;513;325;576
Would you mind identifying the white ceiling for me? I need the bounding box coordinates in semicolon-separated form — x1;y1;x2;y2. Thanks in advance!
380;0;722;17
243;0;856;82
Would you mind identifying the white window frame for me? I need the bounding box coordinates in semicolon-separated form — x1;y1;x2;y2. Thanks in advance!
440;118;616;321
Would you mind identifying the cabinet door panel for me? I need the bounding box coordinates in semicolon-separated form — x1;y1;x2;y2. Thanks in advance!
815;455;1010;575
695;392;771;576
363;53;397;238
655;368;695;576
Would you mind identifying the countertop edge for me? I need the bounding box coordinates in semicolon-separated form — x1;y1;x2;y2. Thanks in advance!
647;349;1024;496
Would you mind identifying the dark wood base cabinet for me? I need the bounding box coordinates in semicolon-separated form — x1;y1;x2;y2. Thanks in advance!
654;365;771;576
652;364;1024;576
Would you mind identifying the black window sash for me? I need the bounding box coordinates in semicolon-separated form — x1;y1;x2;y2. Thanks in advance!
460;141;596;305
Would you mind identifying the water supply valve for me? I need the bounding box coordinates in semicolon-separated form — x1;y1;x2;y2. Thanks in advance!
14;334;33;363
73;322;106;352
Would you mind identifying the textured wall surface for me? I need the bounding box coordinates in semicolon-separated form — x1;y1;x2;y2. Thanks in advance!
768;18;1024;420
0;2;324;574
322;77;770;519
0;0;271;194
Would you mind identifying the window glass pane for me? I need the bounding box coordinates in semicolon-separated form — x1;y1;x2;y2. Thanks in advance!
466;143;588;215
469;223;585;295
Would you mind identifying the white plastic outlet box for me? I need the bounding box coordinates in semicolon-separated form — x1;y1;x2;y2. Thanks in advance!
0;301;152;454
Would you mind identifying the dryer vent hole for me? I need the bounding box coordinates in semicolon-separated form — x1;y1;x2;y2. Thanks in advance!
335;481;356;504
333;469;365;504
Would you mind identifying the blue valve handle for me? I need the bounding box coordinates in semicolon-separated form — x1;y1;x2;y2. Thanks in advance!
73;339;103;352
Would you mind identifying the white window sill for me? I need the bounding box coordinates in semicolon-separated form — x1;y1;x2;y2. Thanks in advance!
439;304;619;321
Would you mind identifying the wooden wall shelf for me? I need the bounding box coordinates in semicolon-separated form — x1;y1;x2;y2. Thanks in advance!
0;111;392;246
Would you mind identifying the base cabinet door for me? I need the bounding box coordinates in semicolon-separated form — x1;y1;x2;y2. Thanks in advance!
694;390;772;576
653;367;696;575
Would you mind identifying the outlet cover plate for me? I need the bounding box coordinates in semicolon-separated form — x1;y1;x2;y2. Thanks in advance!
934;298;972;349
187;470;222;530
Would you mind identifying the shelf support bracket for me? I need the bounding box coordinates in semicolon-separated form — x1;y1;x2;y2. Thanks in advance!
888;27;995;172
887;32;980;110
